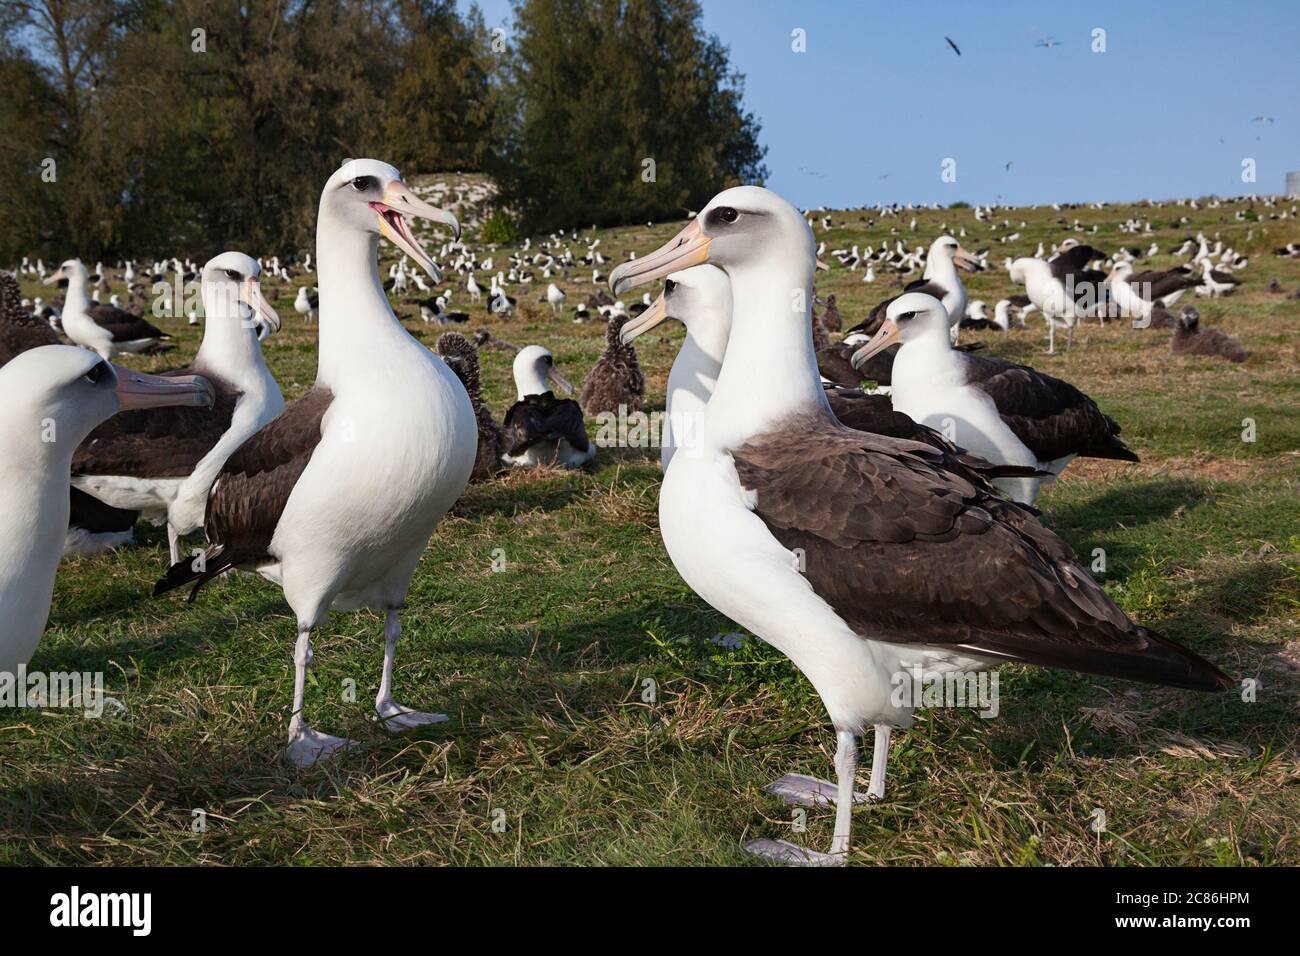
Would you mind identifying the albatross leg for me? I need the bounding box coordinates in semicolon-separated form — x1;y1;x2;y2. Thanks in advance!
868;724;891;800
283;627;358;767
745;730;860;866
374;610;448;731
1046;320;1056;355
167;523;181;566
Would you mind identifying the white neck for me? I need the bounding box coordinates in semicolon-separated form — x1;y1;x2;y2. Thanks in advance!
315;212;411;388
195;287;271;390
705;260;826;450
63;271;90;316
515;366;549;399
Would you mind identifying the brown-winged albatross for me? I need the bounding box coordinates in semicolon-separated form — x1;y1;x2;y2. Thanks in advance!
155;159;474;767
851;291;1138;504
72;252;283;564
501;346;595;468
44;259;169;359
1008;244;1108;353
609;185;1229;866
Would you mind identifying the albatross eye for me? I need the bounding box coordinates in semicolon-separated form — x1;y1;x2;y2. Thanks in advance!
224;269;242;281
717;206;739;224
664;279;677;293
84;362;109;385
350;176;377;192
898;311;916;321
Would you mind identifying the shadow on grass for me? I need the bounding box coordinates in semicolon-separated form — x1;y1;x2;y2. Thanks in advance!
1043;477;1209;534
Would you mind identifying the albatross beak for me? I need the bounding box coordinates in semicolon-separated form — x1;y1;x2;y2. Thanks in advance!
609;220;710;297
850;318;901;370
113;366;216;411
241;278;280;333
619;291;667;345
953;246;981;271
547;367;573;395
42;267;66;286
372;180;460;283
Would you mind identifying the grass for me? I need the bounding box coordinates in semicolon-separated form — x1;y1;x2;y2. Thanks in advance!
3;185;1298;866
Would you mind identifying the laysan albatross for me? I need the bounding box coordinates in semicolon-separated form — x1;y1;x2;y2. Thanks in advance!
72;252;284;564
851;292;1138;504
155;160;475;767
501;346;595;468
609;186;1229;865
1;346;213;674
44;259;169;359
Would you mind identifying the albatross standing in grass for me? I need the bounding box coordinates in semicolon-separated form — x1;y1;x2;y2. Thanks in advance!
44;259;169;359
0;346;213;674
71;252;283;564
610;186;1230;865
155;160;475;767
851;292;1139;504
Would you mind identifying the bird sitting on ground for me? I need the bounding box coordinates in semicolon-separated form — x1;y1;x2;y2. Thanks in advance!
502;346;595;468
1170;307;1247;363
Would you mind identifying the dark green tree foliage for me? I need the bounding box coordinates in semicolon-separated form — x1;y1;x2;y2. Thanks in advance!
0;0;764;259
490;0;766;233
0;0;499;260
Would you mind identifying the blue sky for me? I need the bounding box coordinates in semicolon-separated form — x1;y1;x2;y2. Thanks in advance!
463;1;1300;209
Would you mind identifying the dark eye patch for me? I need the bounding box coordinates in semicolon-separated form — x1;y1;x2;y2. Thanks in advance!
664;279;677;294
349;175;377;191
224;269;242;280
84;361;110;384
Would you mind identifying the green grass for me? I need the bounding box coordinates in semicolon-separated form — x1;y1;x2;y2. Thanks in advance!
2;186;1298;865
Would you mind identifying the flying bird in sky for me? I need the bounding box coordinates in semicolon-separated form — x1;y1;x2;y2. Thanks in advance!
944;36;961;56
1034;37;1061;48
1252;115;1275;123
1005;161;1014;171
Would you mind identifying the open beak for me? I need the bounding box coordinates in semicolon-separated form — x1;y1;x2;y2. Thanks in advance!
850;318;901;370
241;277;280;333
619;291;667;345
953;246;981;271
547;367;573;395
113;366;215;411
372;180;460;283
43;267;66;286
609;220;710;297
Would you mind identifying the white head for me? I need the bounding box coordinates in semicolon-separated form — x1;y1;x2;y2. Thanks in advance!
618;264;732;358
928;235;980;271
43;258;88;288
512;345;573;400
317;158;459;281
0;345;214;460
851;292;950;369
609;186;814;296
201;251;279;334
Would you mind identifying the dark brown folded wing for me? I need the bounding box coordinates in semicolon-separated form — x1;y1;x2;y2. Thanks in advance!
960;353;1138;462
89;305;166;342
503;392;591;457
731;416;1226;690
154;387;333;599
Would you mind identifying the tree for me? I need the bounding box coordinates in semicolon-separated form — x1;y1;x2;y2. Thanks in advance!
489;0;767;233
380;0;498;173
